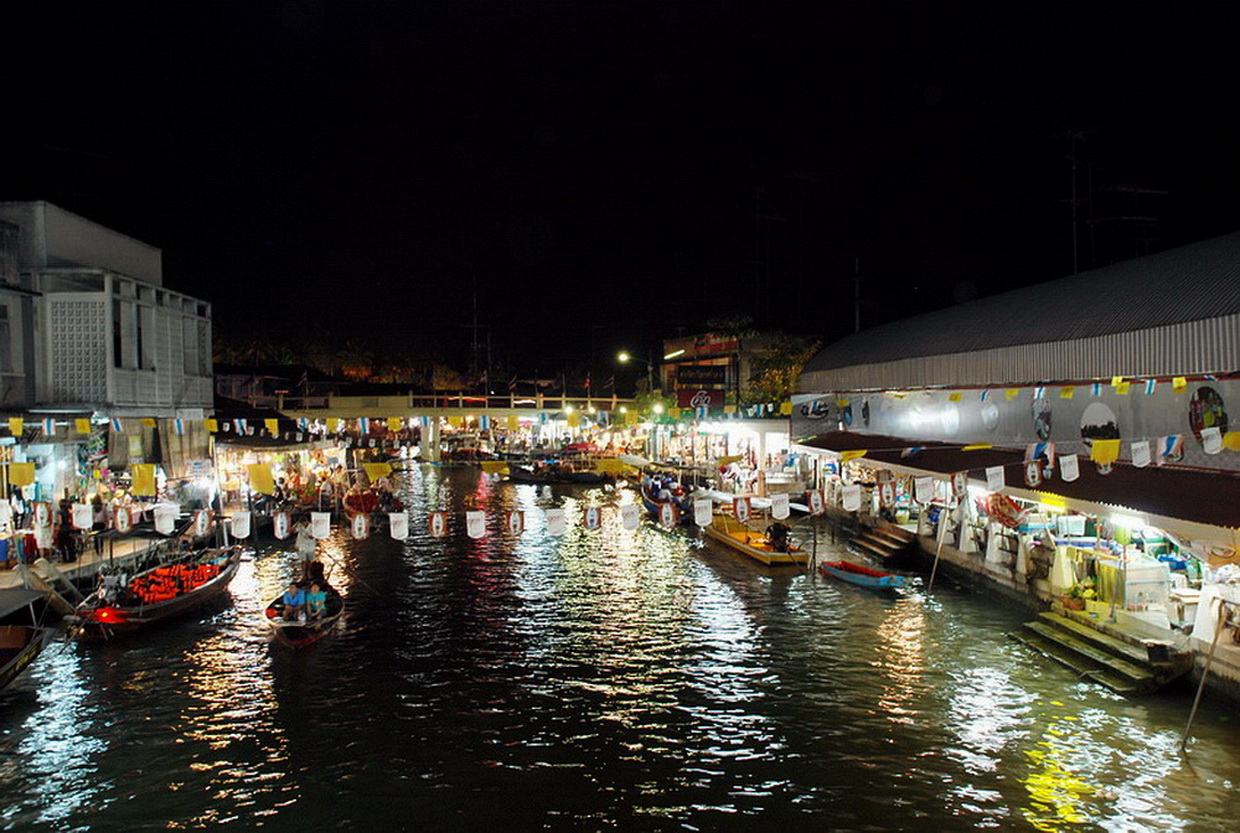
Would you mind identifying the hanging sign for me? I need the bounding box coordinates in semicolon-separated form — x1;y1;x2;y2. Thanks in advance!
733;497;751;523
273;511;291;540
694;498;714;526
310;511;332;539
1202;426;1223;455
808;489;825;517
1131;440;1151;469
985;466;1005;492
231;510;252;539
428;511;448;538
506;510;525;536
0;501;12;530
582;506;602;530
545;508;566;536
154;503;179;535
620;504;641;531
351;512;371;540
114;505;132;534
34;501;50;528
771;492;790;520
659;502;679;527
951;471;968;499
72;502;93;531
1023;461;1042;488
914;477;933;505
842;484;862;512
878;482;895;508
389;511;409;540
194;509;211;538
34;524;52;550
1059;454;1080;482
466;510;487;539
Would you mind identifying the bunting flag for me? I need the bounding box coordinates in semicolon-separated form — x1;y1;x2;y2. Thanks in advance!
1111;375;1124;388
384;416;400;432
985;465;1006;492
265;418;280;436
110;417;123;432
732;496;751;523
72;502;94;530
1032;386;1046;399
1131;440;1152;468
1201;426;1222;455
582;506;602;530
879;482;896;507
1144;378;1157;395
806;490;825;517
545;508;566;536
839;450;867;462
299;418;310;432
42;418;55;435
362;462;392;482
1024;442;1056;468
33;501;50;528
1090;439;1122;465
695;498;714;526
351;512;371;540
6;417;22;436
311;512;332;539
428;511;448;538
1115;380;1131;396
1023;461;1042;488
358;417;371;434
962;443;993;451
948;392;962;402
1224;432;1240;451
138;417;154;428
539;412;548;425
620;504;641;531
507;415;520;432
233;418;247;433
979;389;990;402
204;418;218;433
131;463;157;497
273;511;291;540
1059;386;1074;399
914;477;933;504
842;483;862;512
114;505;132;534
463;510;486;539
506;510;525;536
154;503;179;535
1005;389;1019;401
174;418;186;436
331;418;345;433
1155;435;1184;466
1172;376;1188;393
1092;382;1102;397
420;415;431;429
76;418;92;434
230;510;252;539
1059;454;1080;482
900;446;925;458
479;414;491;430
248;463;276;495
389;511;409;541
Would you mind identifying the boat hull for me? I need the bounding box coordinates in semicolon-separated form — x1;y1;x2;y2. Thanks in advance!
819;560;907;591
0;626;48;691
265;584;344;648
703;516;807;566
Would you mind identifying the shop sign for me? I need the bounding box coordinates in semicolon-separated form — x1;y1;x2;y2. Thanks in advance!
676;389;724;409
676;365;727;386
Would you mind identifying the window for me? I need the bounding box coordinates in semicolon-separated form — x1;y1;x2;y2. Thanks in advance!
0;305;11;374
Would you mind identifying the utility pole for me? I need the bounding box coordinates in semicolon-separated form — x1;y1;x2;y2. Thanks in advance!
854;256;862;333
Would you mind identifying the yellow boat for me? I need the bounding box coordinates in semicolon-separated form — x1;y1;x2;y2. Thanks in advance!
703;512;807;567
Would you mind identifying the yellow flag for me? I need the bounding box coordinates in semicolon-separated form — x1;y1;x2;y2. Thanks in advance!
1111;376;1124;388
840;450;867;462
76;418;92;434
141;418;157;428
248;463;276;496
948;392;962;402
131;463;157;497
724;405;736;415
8;417;22;436
1223;432;1240;451
594;458;630;476
363;462;393;482
1115;381;1130;396
779;401;793;415
480;461;510;475
448;416;463;429
205;418;219;433
387;417;403;432
507;415;520;432
1005;389;1019;401
668;408;680;421
1059;386;1075;399
835;398;850;408
1172;376;1187;393
567;412;580;428
1090;439;1121;465
265;418;280;436
7;462;35;487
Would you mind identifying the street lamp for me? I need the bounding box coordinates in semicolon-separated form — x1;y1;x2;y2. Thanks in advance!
617;349;654;393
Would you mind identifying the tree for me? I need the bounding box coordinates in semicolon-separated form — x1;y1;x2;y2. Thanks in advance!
745;333;821;404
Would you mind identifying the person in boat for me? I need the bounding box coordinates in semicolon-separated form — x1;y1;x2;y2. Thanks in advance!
306;583;327;620
281;582;306;621
293;518;318;580
765;521;792;552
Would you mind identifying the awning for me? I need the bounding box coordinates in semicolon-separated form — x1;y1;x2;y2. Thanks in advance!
797;431;1240;530
0;589;48;619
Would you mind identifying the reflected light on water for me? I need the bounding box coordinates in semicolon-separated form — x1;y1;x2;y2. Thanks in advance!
872;600;927;724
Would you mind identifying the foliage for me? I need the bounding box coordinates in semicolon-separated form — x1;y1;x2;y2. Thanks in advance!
744;333;821;404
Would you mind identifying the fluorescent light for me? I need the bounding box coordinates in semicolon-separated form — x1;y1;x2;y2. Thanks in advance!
663;349;685;360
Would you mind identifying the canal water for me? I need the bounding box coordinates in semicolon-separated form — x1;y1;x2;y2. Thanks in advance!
1;467;1237;831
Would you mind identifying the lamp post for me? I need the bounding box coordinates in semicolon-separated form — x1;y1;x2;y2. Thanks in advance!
617;350;654;393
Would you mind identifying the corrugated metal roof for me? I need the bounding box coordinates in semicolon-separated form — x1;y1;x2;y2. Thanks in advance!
804;232;1240;374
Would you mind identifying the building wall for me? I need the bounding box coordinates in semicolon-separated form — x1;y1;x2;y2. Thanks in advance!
0;201;163;286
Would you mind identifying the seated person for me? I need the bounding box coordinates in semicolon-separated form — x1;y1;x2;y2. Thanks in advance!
281;582;306;621
765;521;791;552
306;583;327;620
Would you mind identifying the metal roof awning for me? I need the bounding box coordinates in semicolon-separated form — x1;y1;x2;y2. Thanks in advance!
0;588;49;619
796;431;1240;531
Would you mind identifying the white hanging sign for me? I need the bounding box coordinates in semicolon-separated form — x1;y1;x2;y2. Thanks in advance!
1059;454;1080;482
230;510;252;539
0;501;12;530
34;501;50;528
466;510;487;539
545;508;566;536
658;502;678;527
582;506;602;530
842;484;862;512
351;512;371;540
694;498;714;526
273;511;291;540
808;489;825;517
951;471;968;498
72;502;94;530
506;510;525;536
986;466;1006;492
195;509;211;537
311;511;332;539
1023;461;1043;488
771;492;790;520
389;511;409;540
34;524;52;549
914;477;933;505
878;482;896;507
620;503;640;531
1130;440;1151;469
114;505;132;534
154;503;179;535
428;511;448;538
1201;426;1222;455
733;496;750;523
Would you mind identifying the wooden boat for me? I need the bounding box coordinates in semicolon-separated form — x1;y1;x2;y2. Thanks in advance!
639;476;694;525
507;460;611;485
819;560;908;591
69;546;242;640
342;486;404;519
264;578;344;648
703;513;807;566
0;589;51;691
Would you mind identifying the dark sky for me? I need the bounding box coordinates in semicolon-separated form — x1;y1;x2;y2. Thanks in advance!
5;1;1237;372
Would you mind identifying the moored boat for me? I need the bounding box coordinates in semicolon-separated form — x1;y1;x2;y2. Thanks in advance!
0;589;52;691
639;473;694;525
506;460;611;485
703;513;807;566
69;546;242;640
264;576;344;648
819;560;908;591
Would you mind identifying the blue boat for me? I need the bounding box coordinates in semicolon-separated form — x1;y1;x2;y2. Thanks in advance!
819;560;908;591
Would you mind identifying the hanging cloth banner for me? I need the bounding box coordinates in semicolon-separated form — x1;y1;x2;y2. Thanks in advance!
1089;439;1121;466
33;501;50;528
951;471;968;499
154;503;179;535
506;510;525;536
389;511;409;541
114;505;133;534
42;418;55;435
428;511;449;539
620;504;641;531
842;484;862;512
659;502;679;528
808;490;826;517
8;417;23;436
1201;426;1223;455
310;511;332;539
466;510;487;539
582;506;602;530
363;462;393;483
1059;454;1080;482
1131;440;1152;469
195;509;211;538
131;463;157;497
985;465;1006;492
694;498;714;527
771;493;790;520
733;496;751;523
7;462;35;488
0;501;12;529
1155;435;1184;466
34;524;52;550
351;512;371;540
231;510;252;539
273;511;291;540
914;477;934;505
71;502;93;530
248;464;276;496
878;482;896;508
545;508;566;536
387;417;403;432
174;418;185;436
1023;461;1043;488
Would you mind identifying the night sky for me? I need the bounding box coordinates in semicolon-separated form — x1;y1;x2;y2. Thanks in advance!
5;2;1237;372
